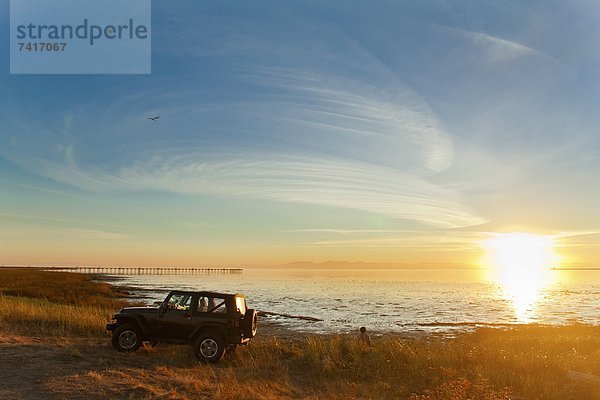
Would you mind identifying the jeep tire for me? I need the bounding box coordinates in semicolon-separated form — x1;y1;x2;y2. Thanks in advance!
242;309;258;338
195;333;226;363
112;324;142;352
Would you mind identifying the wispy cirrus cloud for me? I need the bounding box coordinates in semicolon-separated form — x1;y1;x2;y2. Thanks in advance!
3;1;584;246
235;67;454;173
283;229;417;235
2;0;600;265
0;36;478;229
18;152;483;228
300;230;483;250
460;30;557;63
551;231;600;248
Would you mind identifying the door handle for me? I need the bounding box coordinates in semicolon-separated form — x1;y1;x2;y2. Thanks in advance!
182;313;191;319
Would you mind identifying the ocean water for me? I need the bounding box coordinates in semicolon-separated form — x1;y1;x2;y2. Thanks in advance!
109;268;600;334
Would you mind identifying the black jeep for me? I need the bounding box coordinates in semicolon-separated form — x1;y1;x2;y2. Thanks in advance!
106;290;258;363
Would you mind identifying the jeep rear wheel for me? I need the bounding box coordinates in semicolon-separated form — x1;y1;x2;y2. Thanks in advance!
112;324;142;352
194;333;226;363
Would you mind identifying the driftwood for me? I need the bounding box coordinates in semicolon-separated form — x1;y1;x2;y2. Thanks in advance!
258;310;323;322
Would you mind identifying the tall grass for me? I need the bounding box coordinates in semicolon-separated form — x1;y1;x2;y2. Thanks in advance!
44;331;599;400
230;329;599;400
0;268;129;336
0;294;118;336
0;267;128;308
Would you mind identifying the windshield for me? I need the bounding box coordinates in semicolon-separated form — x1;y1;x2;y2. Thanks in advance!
166;293;192;311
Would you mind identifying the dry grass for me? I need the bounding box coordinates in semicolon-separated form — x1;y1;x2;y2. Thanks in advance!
0;267;598;399
0;267;129;336
38;330;600;400
0;267;128;308
0;295;122;336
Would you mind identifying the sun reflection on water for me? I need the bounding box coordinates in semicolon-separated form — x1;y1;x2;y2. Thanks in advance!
481;233;560;322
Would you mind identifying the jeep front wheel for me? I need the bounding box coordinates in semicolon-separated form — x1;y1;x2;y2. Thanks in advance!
194;334;226;363
112;324;142;352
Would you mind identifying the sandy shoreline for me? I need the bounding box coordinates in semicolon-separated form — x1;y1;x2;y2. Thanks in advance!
97;274;567;342
98;273;437;341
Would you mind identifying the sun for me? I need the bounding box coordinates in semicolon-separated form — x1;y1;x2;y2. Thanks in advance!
481;233;560;322
482;233;558;272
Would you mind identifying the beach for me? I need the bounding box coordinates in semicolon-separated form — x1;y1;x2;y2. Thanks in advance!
1;268;599;400
4;1;600;398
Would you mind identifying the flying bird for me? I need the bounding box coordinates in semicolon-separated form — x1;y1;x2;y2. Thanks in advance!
147;116;160;121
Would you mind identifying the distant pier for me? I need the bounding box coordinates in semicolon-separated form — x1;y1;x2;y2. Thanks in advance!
43;266;243;275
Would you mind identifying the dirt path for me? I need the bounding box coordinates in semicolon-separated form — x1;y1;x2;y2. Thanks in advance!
0;335;112;399
0;321;302;399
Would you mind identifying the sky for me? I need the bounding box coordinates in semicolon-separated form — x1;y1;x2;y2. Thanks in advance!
1;0;599;267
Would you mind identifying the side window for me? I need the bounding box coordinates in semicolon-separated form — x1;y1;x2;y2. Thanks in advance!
167;293;192;311
198;296;209;313
210;297;227;314
197;296;227;314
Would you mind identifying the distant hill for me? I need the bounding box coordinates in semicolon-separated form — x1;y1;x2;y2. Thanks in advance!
279;260;479;270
